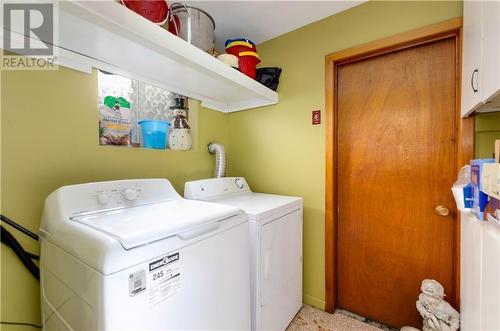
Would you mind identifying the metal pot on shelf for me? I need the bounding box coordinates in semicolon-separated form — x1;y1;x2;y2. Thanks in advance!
167;3;216;54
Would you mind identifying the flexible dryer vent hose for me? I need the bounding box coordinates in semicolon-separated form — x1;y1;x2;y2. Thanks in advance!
207;143;226;178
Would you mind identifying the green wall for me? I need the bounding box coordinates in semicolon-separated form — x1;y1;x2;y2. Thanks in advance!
475;112;500;158
227;1;463;309
0;68;229;328
3;1;500;329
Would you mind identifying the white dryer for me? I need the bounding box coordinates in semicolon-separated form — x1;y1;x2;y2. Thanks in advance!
185;177;303;331
39;178;250;331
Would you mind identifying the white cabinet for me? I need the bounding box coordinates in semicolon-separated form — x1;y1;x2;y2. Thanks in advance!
461;1;483;116
461;1;500;117
481;222;500;331
460;213;484;331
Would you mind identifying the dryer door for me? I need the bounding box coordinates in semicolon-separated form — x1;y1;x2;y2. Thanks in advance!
260;209;302;331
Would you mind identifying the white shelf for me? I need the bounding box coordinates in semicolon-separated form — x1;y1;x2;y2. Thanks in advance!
472;92;500;115
8;0;278;113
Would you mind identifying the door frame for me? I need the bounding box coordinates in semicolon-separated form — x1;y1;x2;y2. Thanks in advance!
324;17;475;313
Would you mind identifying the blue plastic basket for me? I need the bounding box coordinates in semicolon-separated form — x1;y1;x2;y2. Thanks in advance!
138;120;170;149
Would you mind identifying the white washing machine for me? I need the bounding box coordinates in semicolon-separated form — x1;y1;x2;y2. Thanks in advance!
39;178;250;331
185;177;303;331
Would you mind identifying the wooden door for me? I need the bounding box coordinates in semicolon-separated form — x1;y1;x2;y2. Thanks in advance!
336;38;457;328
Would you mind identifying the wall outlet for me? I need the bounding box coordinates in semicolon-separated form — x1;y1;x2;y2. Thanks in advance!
312;110;321;125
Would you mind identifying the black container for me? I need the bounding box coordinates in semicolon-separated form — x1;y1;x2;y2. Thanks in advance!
256;67;282;91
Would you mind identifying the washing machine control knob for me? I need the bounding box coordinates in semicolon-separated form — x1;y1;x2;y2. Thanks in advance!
97;193;110;205
235;178;244;189
123;188;138;201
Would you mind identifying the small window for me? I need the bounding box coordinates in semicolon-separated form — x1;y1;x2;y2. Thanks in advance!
98;70;193;150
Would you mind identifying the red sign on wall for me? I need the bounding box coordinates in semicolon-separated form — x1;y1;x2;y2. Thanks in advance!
312;110;321;125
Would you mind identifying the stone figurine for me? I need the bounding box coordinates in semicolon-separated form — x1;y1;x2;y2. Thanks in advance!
401;280;459;331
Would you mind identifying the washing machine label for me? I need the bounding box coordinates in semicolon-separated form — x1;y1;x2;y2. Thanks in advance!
148;252;181;306
128;270;146;297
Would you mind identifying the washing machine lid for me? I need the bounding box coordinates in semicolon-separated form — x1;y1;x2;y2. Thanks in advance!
210;193;302;221
70;199;240;249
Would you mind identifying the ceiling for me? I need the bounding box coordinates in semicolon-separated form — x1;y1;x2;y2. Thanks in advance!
185;1;366;50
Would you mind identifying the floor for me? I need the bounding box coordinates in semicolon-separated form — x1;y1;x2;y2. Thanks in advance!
287;305;399;331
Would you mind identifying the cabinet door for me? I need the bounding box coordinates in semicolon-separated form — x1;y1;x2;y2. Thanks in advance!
481;1;500;102
461;0;483;117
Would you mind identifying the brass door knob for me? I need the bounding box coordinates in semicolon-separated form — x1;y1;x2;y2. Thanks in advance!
435;205;450;217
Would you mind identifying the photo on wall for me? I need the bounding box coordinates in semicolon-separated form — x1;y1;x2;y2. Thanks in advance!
97;70;192;150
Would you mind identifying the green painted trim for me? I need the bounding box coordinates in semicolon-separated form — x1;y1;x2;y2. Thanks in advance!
303;293;326;310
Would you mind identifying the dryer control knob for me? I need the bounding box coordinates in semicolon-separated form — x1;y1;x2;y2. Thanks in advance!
235;178;244;189
123;188;138;201
97;193;110;205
